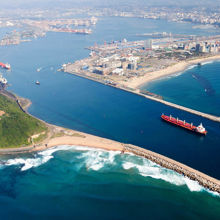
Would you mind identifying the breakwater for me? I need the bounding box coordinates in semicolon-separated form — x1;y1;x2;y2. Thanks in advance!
140;89;163;100
136;89;220;122
124;144;220;193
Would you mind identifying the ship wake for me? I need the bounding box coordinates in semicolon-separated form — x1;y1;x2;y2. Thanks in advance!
192;73;215;96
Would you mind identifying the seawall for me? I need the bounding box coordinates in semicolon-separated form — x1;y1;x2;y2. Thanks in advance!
124;144;220;193
135;89;220;122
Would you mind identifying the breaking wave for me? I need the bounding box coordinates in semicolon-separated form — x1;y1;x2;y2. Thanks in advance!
122;160;203;192
77;149;121;171
165;72;183;79
186;64;197;70
0;145;218;196
201;61;214;65
3;145;79;171
121;154;219;197
1;145;119;172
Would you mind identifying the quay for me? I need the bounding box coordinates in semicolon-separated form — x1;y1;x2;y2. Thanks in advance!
123;144;220;193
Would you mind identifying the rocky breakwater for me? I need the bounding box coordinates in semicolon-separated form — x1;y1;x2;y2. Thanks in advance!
124;144;220;193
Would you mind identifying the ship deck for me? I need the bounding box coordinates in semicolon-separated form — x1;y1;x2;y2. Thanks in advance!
162;115;196;130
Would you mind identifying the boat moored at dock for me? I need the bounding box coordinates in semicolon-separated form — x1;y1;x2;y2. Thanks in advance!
161;114;207;135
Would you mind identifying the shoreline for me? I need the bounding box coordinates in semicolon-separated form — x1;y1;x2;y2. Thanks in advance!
1;55;220;193
63;56;220;122
1;128;219;193
123;54;220;89
0;93;219;193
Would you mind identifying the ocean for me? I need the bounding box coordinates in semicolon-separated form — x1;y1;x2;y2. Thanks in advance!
0;146;220;219
142;61;220;116
0;16;219;219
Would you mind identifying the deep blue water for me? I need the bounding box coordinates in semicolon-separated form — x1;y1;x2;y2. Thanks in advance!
143;61;220;116
0;17;220;219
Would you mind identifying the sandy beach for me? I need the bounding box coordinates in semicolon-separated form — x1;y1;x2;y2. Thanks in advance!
0;54;220;193
28;126;220;193
124;54;220;89
45;133;124;152
0;118;219;193
29;125;125;153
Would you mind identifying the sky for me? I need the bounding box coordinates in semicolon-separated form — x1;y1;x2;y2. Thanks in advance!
1;0;220;9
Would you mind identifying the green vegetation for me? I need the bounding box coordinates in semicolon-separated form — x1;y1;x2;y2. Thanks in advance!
51;132;65;138
32;132;48;144
71;133;86;138
0;94;47;148
51;131;86;139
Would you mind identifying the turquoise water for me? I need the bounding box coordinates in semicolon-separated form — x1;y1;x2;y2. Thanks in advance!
0;146;219;219
143;61;220;116
0;17;220;218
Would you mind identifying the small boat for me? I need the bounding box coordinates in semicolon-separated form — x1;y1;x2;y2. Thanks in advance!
161;114;207;135
35;80;40;85
197;62;202;66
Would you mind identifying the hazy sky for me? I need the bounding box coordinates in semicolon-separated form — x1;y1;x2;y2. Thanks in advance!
1;0;220;9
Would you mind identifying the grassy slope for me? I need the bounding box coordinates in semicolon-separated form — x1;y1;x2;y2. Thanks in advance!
0;94;47;148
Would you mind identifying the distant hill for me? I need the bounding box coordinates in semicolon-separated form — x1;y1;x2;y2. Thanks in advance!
0;94;47;148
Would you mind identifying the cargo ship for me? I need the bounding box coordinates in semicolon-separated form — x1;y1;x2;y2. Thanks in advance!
0;62;11;70
161;114;207;135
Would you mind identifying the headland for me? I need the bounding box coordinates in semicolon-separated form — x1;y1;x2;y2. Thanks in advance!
1;122;220;194
0;91;219;194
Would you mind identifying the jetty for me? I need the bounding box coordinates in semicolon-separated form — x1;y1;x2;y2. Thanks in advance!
140;89;163;100
135;89;220;123
123;144;220;193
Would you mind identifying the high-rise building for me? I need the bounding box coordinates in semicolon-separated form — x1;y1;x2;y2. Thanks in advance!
195;44;200;52
144;39;152;50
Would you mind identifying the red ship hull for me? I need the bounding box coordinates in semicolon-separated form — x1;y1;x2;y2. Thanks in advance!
161;114;207;135
0;62;10;69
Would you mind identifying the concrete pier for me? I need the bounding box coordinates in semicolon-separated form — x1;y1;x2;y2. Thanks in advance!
135;89;220;123
124;144;220;193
